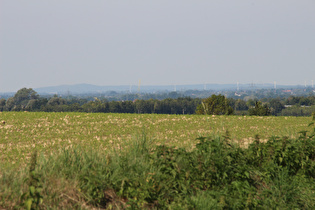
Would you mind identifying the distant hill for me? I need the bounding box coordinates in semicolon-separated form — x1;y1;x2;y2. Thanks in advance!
32;83;302;95
0;83;304;96
33;83;246;94
34;84;128;94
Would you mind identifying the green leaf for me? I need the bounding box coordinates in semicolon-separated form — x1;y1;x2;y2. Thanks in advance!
279;157;283;163
20;192;28;200
35;187;43;194
25;198;33;210
245;171;250;179
29;186;35;196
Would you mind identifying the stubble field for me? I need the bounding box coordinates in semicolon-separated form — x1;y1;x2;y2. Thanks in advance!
0;112;312;168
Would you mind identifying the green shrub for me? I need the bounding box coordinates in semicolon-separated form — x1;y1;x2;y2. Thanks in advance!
1;124;315;209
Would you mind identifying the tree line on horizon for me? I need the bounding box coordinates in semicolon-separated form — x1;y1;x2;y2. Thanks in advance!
1;88;315;116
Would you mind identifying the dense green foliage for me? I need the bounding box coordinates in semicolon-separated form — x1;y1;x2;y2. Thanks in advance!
196;94;234;115
0;88;201;114
1;122;315;209
1;88;315;116
281;105;315;117
248;101;271;116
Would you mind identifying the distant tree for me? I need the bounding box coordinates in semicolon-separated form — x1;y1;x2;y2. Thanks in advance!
25;99;40;111
248;101;271;116
246;99;256;108
109;101;122;113
285;96;301;105
153;101;161;113
121;101;135;113
67;98;88;106
13;88;39;107
160;99;172;114
67;103;83;112
280;105;315;117
269;98;285;115
228;98;236;110
177;97;199;114
134;100;154;114
299;97;313;106
196;94;233;115
234;99;248;111
5;97;15;111
169;99;181;114
3;88;39;110
0;99;6;111
82;101;108;113
47;97;66;106
168;91;181;99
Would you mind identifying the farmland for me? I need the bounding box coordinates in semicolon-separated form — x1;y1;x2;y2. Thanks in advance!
1;112;315;209
0;112;312;168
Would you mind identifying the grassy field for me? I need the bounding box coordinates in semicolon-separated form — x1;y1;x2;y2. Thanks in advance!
0;112;312;168
1;112;315;209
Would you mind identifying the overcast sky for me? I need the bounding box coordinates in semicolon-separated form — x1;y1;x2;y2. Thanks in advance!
1;1;315;92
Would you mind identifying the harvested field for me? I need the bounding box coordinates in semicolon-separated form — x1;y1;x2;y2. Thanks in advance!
0;112;312;167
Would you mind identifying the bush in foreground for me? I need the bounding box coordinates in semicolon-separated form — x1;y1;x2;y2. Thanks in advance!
1;126;315;209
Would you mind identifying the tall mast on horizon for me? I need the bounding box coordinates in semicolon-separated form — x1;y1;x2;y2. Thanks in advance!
138;80;141;93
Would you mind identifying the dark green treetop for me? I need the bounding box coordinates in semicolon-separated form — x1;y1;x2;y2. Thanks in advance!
196;94;234;115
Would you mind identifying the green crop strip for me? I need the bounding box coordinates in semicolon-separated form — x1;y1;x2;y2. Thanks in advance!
0;112;312;168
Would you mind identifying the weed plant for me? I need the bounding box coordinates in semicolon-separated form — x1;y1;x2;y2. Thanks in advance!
1;121;315;209
19;150;43;209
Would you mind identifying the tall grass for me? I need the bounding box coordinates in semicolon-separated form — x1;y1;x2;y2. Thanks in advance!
1;125;315;209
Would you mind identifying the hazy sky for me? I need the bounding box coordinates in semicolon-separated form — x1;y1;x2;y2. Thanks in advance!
1;1;315;92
